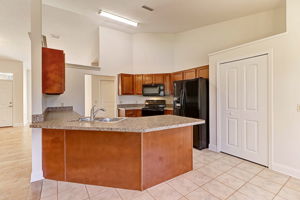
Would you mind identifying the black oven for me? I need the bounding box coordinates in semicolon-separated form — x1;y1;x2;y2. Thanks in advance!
142;84;165;96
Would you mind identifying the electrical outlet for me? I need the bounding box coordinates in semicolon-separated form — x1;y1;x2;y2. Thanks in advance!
61;102;64;107
297;104;300;112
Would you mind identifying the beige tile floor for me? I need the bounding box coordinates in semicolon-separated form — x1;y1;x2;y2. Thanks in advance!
0;126;299;200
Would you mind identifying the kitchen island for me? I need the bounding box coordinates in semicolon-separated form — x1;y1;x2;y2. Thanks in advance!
31;109;205;190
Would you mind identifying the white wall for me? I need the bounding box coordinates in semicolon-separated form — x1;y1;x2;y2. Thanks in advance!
174;8;286;71
42;5;99;66
0;59;24;126
209;0;300;178
99;26;133;75
45;67;102;115
132;33;175;74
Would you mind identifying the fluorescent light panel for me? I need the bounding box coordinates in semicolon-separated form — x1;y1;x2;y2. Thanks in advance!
99;11;138;27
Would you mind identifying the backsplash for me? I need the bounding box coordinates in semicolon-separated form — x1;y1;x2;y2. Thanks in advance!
118;95;173;105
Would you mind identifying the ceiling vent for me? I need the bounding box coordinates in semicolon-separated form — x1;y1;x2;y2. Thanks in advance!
142;5;154;12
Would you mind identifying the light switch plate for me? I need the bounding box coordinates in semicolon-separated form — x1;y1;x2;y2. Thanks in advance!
297;104;300;112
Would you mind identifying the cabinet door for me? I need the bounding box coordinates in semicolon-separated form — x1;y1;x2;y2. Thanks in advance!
153;74;164;84
171;72;183;95
164;110;173;115
125;110;138;117
164;74;171;96
134;75;143;95
143;74;153;85
196;65;209;79
42;47;65;94
136;109;142;117
118;74;134;95
183;69;196;80
171;72;183;82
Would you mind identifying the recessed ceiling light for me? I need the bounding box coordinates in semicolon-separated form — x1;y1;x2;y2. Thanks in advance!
98;10;138;27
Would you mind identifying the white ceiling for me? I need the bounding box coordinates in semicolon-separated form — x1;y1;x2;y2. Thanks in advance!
43;0;284;33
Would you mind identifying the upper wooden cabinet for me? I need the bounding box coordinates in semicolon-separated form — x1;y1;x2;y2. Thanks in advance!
118;65;209;96
134;74;143;95
171;71;183;82
196;65;209;79
164;74;171;96
143;74;153;85
118;74;134;95
183;69;196;80
153;74;165;84
42;47;65;95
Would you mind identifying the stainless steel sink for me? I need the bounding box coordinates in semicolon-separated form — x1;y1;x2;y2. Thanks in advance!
78;117;126;123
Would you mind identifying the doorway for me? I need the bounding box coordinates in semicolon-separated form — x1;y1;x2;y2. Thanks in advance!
217;54;269;166
85;75;117;118
0;79;13;127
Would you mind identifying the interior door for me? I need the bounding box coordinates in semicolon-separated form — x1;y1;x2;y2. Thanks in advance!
0;80;13;127
97;80;116;118
220;55;268;166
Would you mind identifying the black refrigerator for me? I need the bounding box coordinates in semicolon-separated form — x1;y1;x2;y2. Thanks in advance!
173;78;209;150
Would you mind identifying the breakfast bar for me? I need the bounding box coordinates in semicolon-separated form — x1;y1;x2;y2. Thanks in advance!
31;110;204;190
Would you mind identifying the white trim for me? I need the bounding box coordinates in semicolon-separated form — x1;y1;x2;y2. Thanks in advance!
272;162;300;179
209;144;218;152
216;50;274;168
209;32;287;57
31;170;44;182
13;123;26;127
66;63;101;71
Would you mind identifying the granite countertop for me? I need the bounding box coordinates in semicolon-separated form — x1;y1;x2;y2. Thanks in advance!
30;110;204;133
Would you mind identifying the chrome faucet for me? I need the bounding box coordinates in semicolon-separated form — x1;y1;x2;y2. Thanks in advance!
90;105;105;121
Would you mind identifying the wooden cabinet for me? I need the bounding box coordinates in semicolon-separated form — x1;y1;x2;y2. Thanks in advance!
196;65;209;79
164;74;171;96
118;65;209;96
153;74;165;84
134;75;143;95
118;74;134;95
183;69;196;80
143;74;153;85
42;47;65;95
171;71;183;82
164;110;173;115
118;109;141;117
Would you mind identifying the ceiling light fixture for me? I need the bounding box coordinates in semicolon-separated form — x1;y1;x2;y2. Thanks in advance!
98;10;138;27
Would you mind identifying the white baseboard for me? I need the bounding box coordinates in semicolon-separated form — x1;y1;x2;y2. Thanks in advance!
272;162;300;179
13;123;26;127
209;144;218;152
31;171;44;182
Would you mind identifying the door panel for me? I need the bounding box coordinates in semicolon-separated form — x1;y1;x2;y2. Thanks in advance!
98;80;115;118
220;55;268;166
227;118;239;147
0;80;13;127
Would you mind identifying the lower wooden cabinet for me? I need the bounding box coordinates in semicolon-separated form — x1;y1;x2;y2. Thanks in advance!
119;109;173;117
164;110;173;115
118;109;142;117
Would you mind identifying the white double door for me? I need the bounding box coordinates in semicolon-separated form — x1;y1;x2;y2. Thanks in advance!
219;55;268;166
0;80;13;127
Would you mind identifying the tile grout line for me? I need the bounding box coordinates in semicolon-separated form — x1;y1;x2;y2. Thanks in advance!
271;176;291;200
84;185;91;200
224;167;265;200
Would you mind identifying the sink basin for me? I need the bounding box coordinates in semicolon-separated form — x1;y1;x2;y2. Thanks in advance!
78;117;126;123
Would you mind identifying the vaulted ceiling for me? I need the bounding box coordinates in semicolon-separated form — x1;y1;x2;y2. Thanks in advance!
43;0;284;33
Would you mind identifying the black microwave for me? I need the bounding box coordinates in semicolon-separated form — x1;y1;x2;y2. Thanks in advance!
142;84;165;96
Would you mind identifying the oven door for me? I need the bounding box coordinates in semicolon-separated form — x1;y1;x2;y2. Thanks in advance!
142;108;164;116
